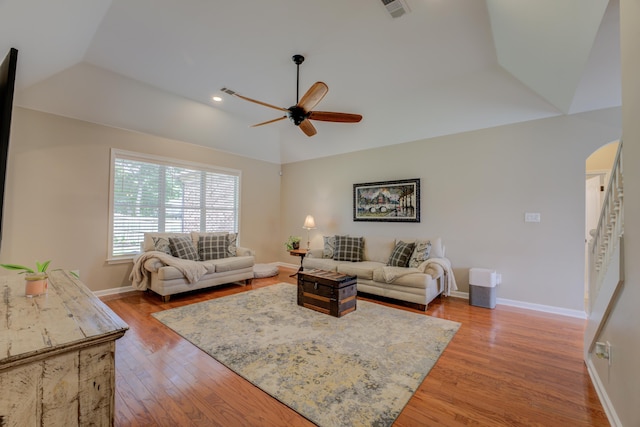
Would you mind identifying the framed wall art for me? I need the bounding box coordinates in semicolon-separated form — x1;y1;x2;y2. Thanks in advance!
353;178;420;222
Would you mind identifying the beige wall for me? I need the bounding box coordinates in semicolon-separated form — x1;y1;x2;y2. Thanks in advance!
589;1;640;425
1;107;282;292
281;108;620;312
586;140;619;171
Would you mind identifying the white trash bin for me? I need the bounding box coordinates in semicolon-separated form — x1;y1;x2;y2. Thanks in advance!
469;268;497;309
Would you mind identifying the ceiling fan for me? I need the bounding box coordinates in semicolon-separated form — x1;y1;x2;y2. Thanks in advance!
221;55;362;137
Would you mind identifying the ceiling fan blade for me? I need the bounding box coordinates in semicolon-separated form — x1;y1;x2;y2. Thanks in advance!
299;119;317;137
297;82;328;112
308;111;363;123
251;116;287;127
232;93;288;112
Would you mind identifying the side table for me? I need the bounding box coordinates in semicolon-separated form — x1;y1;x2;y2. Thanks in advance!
289;249;309;277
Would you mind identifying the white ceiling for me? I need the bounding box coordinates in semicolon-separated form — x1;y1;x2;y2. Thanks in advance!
1;0;620;164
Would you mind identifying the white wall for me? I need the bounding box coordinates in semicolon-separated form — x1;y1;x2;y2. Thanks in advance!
1;107;282;292
280;108;620;312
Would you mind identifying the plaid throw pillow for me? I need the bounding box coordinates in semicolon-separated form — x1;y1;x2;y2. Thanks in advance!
387;241;415;267
198;235;228;260
408;239;432;268
168;236;200;261
333;235;364;262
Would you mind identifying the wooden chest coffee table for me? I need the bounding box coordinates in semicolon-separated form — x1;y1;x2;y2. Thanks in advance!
297;269;357;317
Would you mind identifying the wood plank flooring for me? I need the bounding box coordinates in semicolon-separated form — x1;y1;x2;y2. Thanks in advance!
103;267;609;426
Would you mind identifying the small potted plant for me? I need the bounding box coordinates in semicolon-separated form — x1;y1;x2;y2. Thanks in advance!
1;261;51;297
285;236;301;251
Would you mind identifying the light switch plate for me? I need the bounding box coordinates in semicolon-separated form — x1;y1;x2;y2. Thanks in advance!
525;212;541;223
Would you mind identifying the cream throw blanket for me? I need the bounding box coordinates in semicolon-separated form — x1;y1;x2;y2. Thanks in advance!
129;251;207;290
381;266;423;283
426;257;458;296
381;257;458;297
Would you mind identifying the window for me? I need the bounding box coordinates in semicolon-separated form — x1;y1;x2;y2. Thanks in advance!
109;149;240;259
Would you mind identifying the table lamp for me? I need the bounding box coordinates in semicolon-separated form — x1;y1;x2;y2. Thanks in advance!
302;215;316;250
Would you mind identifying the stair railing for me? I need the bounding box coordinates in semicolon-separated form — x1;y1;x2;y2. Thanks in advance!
588;142;623;309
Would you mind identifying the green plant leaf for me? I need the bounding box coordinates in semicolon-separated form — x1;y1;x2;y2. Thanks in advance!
36;261;51;273
0;264;35;274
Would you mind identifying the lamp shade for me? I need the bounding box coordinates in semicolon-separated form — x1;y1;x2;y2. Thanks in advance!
303;215;316;229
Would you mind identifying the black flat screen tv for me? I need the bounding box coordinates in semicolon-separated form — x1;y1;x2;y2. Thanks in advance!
0;48;18;250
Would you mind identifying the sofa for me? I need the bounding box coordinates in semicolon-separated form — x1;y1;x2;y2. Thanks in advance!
130;231;255;302
302;235;456;310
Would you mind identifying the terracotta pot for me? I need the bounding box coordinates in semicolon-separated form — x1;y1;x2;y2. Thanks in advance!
25;273;48;297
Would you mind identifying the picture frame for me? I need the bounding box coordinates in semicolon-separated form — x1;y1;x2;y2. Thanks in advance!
353;178;420;222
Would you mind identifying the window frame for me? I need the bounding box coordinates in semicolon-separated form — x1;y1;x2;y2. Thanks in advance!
108;149;242;262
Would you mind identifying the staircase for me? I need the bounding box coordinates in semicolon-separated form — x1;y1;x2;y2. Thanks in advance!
584;141;624;359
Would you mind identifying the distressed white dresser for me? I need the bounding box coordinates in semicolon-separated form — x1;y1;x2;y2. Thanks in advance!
0;270;128;426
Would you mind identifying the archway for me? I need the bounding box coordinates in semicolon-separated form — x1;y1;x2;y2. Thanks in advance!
584;140;619;311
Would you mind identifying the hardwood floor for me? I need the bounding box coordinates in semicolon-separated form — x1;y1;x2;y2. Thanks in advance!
103;267;609;426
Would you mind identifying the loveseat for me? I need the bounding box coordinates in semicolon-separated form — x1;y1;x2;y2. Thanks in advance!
130;232;255;302
302;235;456;310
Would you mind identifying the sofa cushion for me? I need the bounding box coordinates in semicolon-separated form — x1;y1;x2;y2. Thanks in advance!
303;257;340;272
169;236;200;261
362;236;396;263
198;235;228;260
408;240;432;268
387;241;415;267
333;235;364;262
337;261;383;280
372;269;432;289
213;255;254;272
157;265;189;281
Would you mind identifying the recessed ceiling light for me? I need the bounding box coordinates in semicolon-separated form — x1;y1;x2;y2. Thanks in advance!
212;96;222;102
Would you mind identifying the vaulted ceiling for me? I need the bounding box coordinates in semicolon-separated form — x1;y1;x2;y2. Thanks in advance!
1;0;620;164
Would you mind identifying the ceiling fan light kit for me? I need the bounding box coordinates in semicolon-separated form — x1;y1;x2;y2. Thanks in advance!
221;54;362;137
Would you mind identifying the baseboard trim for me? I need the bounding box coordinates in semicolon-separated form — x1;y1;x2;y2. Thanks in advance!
497;297;587;319
586;356;622;426
450;291;469;299
93;271;585;319
277;262;299;270
448;291;586;319
94;285;135;297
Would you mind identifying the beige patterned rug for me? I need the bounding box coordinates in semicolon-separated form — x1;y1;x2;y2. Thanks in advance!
152;283;460;427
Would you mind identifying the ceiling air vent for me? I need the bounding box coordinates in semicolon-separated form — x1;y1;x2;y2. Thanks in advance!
381;0;410;18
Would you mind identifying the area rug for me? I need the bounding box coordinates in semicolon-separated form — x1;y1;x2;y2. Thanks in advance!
152;283;460;427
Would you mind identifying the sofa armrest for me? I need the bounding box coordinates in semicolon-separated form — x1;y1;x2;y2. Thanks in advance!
236;246;255;257
420;257;449;279
143;256;167;273
423;263;444;279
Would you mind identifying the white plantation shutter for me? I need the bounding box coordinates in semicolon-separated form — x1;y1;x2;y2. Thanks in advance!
109;150;240;259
